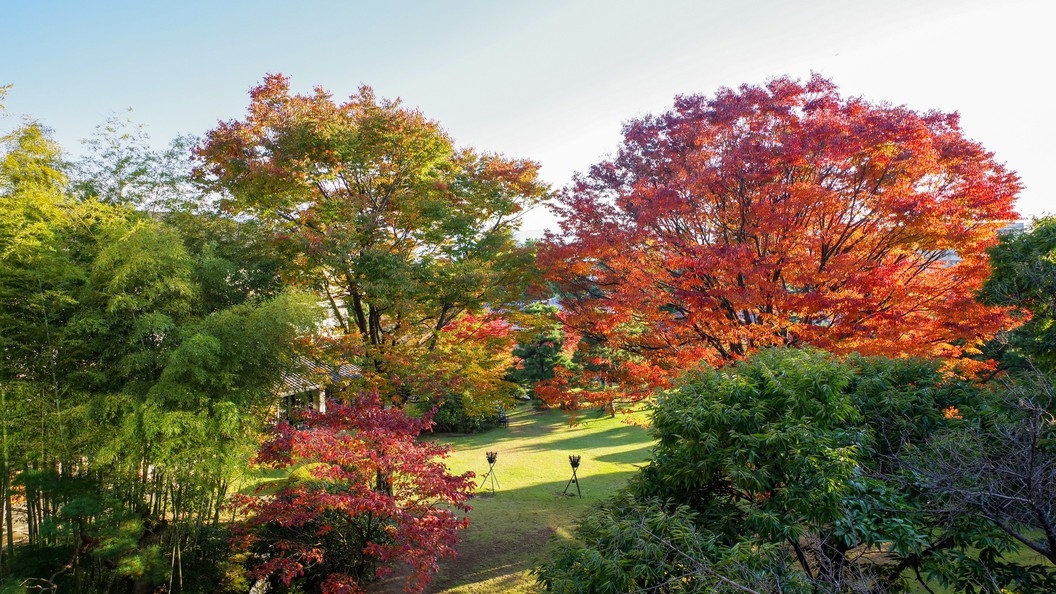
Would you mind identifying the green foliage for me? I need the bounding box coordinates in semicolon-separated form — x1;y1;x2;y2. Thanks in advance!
541;349;1056;593
91;222;197;316
0;123;82;382
979;217;1056;373
1;117;323;591
847;355;976;458
71;112;200;211
507;302;569;391
164;210;290;312
904;370;1056;591
429;392;499;433
637;349;863;541
0;122;66;194
848;357;1056;590
535;492;806;594
632;349;915;591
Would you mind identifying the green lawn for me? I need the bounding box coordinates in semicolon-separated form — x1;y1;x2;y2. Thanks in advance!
376;404;656;593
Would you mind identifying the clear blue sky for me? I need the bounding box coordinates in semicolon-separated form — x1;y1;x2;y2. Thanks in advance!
3;0;1052;234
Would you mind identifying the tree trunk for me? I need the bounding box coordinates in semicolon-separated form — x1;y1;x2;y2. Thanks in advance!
1;386;12;559
0;466;5;555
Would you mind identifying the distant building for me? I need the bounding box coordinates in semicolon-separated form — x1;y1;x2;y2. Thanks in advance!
276;357;360;418
999;221;1026;235
935;221;1026;267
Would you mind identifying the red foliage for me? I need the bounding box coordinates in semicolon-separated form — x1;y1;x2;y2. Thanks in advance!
230;392;474;594
540;75;1019;401
447;312;513;342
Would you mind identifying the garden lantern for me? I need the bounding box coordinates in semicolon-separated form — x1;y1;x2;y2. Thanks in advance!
562;454;582;497
481;451;500;493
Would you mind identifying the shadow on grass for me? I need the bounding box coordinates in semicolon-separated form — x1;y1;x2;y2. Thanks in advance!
369;473;637;593
372;405;654;593
427;475;638;593
594;443;654;464
435;415;634;447
524;423;648;453
427;407;570;445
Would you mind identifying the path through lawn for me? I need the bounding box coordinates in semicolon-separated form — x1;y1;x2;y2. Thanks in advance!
371;404;655;593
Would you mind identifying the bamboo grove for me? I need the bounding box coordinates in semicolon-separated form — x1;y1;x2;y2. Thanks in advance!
1;108;319;590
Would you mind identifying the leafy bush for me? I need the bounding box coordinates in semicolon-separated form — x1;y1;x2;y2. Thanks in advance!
539;349;1056;593
430;392;500;433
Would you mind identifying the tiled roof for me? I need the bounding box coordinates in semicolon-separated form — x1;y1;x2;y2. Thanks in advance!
277;357;361;397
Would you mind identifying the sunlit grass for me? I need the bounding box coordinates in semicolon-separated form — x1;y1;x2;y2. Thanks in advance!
388;403;656;593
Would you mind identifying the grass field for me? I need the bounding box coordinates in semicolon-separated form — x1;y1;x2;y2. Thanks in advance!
371;403;656;594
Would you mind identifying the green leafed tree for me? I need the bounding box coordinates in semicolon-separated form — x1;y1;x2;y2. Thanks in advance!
1;119;87;568
507;301;570;394
2;113;322;590
979;217;1056;374
71;112;200;213
196;74;549;411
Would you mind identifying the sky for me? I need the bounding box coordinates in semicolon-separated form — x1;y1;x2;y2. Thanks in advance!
2;0;1052;236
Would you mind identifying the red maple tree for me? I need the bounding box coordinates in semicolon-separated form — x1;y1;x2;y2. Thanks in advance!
539;75;1019;405
230;393;474;594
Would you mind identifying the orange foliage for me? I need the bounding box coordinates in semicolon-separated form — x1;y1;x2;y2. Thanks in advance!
541;75;1019;400
196;74;548;410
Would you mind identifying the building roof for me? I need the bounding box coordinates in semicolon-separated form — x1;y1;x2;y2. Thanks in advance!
276;357;361;397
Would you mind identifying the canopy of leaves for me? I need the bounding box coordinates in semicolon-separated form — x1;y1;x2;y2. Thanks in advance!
540;75;1019;400
196;74;549;409
979;217;1056;373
